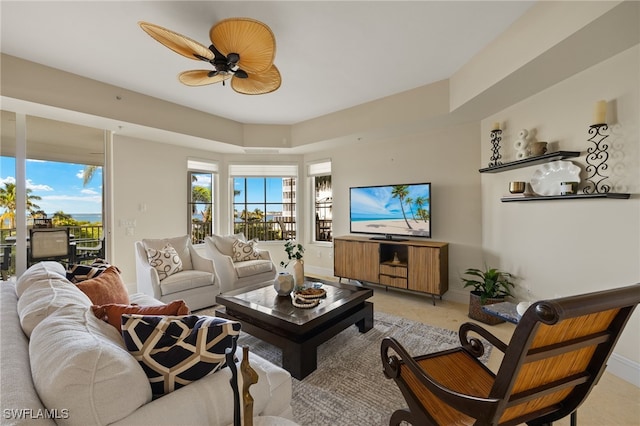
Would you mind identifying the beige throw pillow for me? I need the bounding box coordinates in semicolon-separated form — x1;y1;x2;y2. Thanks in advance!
210;233;246;257
231;239;261;262
147;243;183;280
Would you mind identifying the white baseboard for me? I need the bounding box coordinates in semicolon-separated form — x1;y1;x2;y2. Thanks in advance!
607;353;640;388
304;265;334;279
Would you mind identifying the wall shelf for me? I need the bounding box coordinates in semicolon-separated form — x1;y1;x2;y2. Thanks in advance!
479;151;581;173
501;193;630;202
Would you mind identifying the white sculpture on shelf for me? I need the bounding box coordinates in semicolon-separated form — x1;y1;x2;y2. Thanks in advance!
513;129;532;160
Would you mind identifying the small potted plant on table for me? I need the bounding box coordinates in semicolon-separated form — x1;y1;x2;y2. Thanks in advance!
280;240;305;288
462;265;515;325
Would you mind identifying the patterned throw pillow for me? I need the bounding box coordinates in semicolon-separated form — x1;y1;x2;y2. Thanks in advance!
91;300;190;331
210;233;247;257
146;243;183;280
66;259;118;283
121;315;241;397
231;239;261;262
75;266;129;305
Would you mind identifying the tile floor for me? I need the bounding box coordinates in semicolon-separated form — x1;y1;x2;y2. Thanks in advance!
321;277;640;426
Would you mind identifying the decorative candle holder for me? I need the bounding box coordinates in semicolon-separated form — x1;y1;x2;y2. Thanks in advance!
489;129;503;167
583;123;610;194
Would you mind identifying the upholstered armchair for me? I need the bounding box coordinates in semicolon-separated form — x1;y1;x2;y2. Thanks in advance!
203;234;276;294
135;235;220;310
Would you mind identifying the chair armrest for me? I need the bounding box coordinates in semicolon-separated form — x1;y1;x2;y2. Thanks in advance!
381;337;500;420
134;241;162;299
189;243;215;273
203;238;237;292
459;322;509;355
256;249;272;261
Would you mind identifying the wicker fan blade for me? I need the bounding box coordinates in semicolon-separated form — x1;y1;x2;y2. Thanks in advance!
210;18;275;74
179;70;231;86
231;64;281;95
139;21;213;61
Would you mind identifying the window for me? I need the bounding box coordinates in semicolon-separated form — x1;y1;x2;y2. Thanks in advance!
230;164;298;241
308;161;332;242
188;159;217;244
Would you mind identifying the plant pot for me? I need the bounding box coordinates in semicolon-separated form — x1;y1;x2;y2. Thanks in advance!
468;291;506;325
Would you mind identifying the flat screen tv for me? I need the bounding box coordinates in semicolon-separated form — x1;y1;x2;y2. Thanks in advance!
350;182;431;240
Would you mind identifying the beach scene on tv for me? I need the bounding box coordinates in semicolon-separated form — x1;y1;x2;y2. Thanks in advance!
350;183;431;238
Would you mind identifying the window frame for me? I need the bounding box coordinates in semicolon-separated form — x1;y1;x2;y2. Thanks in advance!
229;164;298;242
187;159;218;244
308;160;332;245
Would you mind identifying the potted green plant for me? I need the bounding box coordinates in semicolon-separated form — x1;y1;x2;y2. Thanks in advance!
280;240;305;287
461;266;515;324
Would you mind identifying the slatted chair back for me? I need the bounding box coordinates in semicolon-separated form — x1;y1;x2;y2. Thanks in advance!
491;285;639;425
29;228;71;265
381;283;640;426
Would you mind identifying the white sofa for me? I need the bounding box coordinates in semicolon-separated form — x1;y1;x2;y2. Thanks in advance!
1;262;294;426
203;234;277;294
135;235;219;310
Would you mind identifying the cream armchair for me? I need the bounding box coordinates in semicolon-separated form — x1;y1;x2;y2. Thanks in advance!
135;235;220;310
203;234;276;294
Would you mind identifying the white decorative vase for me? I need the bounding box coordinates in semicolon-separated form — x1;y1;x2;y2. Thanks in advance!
292;259;305;289
274;272;294;296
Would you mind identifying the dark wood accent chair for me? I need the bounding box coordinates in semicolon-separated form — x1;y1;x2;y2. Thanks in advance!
381;283;640;426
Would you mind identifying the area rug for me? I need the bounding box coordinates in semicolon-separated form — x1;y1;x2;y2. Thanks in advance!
232;311;492;426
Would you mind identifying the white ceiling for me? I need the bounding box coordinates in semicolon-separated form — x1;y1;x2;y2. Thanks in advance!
0;1;534;126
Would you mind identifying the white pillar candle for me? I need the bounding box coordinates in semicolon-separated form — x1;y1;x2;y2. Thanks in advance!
492;122;501;131
594;100;607;124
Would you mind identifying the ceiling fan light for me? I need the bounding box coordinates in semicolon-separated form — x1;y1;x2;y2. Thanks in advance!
227;52;240;65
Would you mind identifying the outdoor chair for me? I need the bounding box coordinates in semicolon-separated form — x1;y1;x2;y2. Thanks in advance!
75;238;105;261
381;283;640;426
0;244;11;280
28;228;72;266
275;217;296;240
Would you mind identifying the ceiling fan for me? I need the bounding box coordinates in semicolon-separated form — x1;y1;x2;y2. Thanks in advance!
139;18;281;95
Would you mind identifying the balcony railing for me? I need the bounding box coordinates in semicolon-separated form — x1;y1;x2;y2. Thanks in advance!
191;220;297;245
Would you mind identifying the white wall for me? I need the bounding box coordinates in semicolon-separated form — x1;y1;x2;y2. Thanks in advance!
110;137;306;287
304;121;483;300
110;119;483;304
481;46;640;381
111;135;223;287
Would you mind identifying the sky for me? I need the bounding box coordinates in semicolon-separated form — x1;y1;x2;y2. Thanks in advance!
0;157;103;215
233;177;285;213
0;159;285;217
350;184;430;220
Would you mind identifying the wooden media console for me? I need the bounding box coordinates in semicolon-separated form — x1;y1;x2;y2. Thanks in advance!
333;235;448;305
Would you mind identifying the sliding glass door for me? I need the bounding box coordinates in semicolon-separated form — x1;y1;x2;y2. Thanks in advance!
0;112;106;278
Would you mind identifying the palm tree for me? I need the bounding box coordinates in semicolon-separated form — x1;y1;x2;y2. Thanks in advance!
414;196;430;222
390;185;412;229
251;208;264;222
0;182;42;229
405;196;417;221
82;165;100;186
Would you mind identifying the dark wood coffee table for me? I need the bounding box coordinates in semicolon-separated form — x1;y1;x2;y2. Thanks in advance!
215;278;374;379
